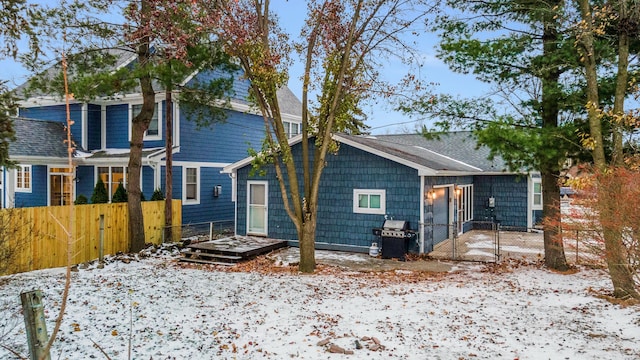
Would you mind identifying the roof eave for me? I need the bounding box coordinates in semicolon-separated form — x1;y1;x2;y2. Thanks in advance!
334;134;439;176
223;134;305;173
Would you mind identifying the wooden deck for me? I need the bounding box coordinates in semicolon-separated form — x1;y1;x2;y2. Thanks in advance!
179;236;287;266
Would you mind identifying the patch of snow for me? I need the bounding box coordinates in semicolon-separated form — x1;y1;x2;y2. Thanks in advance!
0;254;638;359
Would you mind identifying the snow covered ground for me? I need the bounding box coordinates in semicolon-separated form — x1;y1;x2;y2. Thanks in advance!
1;248;638;360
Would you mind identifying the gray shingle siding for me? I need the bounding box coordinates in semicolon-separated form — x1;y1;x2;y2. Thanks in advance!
237;140;421;249
473;175;528;228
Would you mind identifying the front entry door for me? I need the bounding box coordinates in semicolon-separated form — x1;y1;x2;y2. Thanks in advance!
247;181;268;236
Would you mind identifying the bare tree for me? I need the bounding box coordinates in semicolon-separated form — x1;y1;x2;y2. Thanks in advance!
210;0;432;272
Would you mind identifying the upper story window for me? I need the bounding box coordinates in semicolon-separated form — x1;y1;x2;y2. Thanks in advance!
16;165;32;192
283;121;301;138
353;189;386;215
131;102;162;140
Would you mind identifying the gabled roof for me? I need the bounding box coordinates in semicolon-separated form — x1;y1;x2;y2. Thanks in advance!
16;48;302;118
9;117;82;161
223;132;516;176
344;132;510;173
13;47;136;99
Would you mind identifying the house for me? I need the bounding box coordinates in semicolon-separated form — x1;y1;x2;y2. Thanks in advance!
222;132;543;253
6;52;302;226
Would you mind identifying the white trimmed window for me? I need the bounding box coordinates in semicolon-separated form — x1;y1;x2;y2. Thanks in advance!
16;165;32;192
532;179;543;210
283;121;301;138
183;167;200;205
353;189;386;214
131;102;162;140
97;166;127;202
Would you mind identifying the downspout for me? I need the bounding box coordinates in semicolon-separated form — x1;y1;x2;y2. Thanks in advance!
146;148;168;190
419;175;425;254
228;171;238;236
81;103;88;150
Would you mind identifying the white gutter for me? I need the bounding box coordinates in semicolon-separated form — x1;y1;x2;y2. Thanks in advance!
419;175;425;254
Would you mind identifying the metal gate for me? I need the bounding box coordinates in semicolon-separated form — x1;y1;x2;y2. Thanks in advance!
425;222;545;263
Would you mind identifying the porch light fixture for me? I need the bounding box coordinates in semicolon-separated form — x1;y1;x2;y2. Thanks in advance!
426;189;436;201
455;186;462;197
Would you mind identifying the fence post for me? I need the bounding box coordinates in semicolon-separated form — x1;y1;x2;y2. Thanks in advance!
99;215;105;265
21;290;51;360
209;222;214;241
494;221;501;263
575;230;579;265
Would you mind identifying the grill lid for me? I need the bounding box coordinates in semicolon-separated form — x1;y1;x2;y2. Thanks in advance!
382;220;408;230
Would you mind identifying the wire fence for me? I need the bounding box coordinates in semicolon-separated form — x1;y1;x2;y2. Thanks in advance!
560;227;605;267
162;219;234;244
427;222;603;265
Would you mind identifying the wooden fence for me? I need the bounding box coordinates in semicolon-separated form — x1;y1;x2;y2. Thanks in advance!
1;200;181;275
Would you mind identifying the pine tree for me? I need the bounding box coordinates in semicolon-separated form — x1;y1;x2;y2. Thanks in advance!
90;179;109;204
150;188;165;201
74;194;88;205
112;183;128;203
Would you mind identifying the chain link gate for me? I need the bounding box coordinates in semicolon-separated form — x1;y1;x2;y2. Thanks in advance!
425;222;545;263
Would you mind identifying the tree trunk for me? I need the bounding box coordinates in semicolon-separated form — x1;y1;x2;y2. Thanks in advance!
128;119;147;252
599;185;639;299
578;0;639;299
539;1;568;271
129;12;154;253
542;171;568;270
611;0;630;166
164;90;173;242
298;217;316;273
578;0;606;166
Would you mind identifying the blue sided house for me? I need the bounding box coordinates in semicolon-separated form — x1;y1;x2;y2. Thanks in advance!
223;132;544;254
5;56;302;225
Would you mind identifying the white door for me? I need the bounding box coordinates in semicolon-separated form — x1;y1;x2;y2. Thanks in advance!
247;181;268;236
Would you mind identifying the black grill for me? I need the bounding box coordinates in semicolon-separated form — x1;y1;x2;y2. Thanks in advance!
372;220;416;261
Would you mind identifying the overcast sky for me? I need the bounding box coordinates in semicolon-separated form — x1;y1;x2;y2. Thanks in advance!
0;0;489;134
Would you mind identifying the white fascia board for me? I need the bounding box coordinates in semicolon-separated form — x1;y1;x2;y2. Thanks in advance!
19;97;77;107
114;53;137;71
222;157;253;173
222;134;305;174
146;146;180;162
11;156;80;166
172;161;231;168
81;158;132;166
414;146;483;172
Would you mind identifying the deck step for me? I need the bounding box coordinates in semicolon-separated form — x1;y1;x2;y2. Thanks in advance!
181;251;243;261
178;257;237;266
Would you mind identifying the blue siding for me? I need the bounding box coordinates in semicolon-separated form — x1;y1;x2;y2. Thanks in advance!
236;140;422;250
87;104;101;150
473;175;528;228
15;165;48;207
105;104;129;148
190;68;251;104
142;166;155;199
181;167;234;224
174;109;265;163
142;100;167;149
20;104;84;144
75;166;95;201
162;166;183;201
